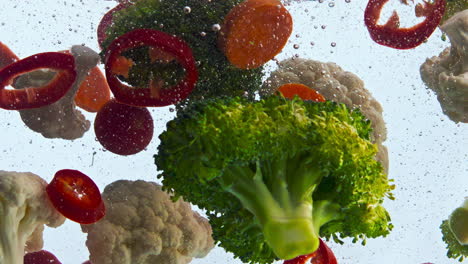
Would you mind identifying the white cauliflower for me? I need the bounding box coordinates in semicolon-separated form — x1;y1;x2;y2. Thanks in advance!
261;58;389;173
14;45;100;139
81;180;215;264
420;10;468;123
0;170;66;264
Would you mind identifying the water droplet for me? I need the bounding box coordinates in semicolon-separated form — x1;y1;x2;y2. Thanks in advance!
310;41;315;46
200;32;206;37
293;44;299;49
183;6;191;14
159;23;164;28
328;2;335;7
321;25;326;29
331;42;336;47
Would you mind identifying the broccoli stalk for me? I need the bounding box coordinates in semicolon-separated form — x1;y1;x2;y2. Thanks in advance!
155;96;394;263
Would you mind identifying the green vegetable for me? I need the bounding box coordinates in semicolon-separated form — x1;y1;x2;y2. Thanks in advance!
441;0;468;25
441;199;468;262
102;0;263;104
155;96;395;263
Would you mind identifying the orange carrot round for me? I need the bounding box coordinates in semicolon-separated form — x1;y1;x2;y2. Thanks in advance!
278;83;326;102
74;66;111;112
218;0;293;69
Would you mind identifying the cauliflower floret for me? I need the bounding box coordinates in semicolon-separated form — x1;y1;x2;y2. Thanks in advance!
261;58;389;173
420;10;468;123
0;170;66;264
13;45;100;139
81;180;215;264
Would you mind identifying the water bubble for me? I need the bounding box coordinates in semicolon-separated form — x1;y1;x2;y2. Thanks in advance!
310;41;315;46
345;0;351;3
200;32;206;37
331;42;336;47
159;23;164;28
293;44;299;49
212;24;221;31
328;2;335;7
321;25;326;29
183;6;191;14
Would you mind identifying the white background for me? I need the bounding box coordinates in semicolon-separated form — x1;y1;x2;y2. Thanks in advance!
0;0;466;263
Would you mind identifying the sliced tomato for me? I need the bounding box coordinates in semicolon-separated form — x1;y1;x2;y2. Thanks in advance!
283;239;337;264
24;250;62;264
94;99;154;155
46;169;105;224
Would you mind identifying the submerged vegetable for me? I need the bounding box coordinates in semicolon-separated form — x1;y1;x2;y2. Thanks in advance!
24;250;62;264
104;29;198;107
94;99;154;155
0;52;76;110
218;0;293;69
74;66;111;112
283;239;337;264
364;0;446;49
277;83;326;102
441;198;468;262
101;0;264;103
46;169;105;224
155;96;394;263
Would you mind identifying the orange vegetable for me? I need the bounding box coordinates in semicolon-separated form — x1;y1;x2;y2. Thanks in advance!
110;55;135;78
218;0;293;69
0;42;19;70
278;83;326;102
148;46;175;63
74;66;111;112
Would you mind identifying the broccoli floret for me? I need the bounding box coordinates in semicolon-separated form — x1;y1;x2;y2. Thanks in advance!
441;199;468;262
155;96;395;263
442;0;468;24
102;0;263;104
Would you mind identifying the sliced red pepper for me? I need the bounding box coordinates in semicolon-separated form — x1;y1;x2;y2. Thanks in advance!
364;0;446;49
104;28;198;107
97;2;133;49
24;250;62;264
0;52;76;110
0;42;19;70
46;169;105;224
283;239;337;264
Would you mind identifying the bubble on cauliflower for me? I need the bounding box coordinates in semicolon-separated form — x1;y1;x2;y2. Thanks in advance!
81;180;215;264
261;57;389;173
0;170;66;264
13;45;100;139
420;9;468;123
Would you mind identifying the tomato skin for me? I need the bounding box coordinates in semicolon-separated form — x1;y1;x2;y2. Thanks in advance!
283;239;337;264
94;99;154;155
46;169;105;224
24;250;62;264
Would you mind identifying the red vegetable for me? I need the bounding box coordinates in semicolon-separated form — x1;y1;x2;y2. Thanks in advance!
0;52;76;110
94;99;154;155
24;250;62;264
0;42;19;69
46;169;105;224
283;239;337;264
364;0;446;49
104;28;198;107
97;2;133;48
278;83;326;102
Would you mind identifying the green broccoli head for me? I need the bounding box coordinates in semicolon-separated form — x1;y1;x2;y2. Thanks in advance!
441;199;468;262
155;96;394;263
102;0;263;103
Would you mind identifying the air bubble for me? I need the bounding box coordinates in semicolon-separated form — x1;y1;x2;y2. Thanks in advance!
328;2;335;7
200;32;206;37
331;42;336;47
183;6;191;14
212;24;221;32
293;44;299;49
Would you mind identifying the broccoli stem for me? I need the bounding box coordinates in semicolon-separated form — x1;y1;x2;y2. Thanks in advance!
219;156;341;260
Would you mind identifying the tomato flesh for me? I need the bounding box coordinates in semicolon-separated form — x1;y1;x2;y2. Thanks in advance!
46;169;105;224
24;250;62;264
94;99;154;156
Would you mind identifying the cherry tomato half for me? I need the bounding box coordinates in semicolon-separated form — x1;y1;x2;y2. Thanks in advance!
46;169;105;224
24;250;62;264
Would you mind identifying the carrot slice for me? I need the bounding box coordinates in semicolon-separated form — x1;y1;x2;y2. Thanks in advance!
149;46;176;63
278;83;326;102
0;42;19;70
218;0;293;69
110;55;134;78
74;66;111;112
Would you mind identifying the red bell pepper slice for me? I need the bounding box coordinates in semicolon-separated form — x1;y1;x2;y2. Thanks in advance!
46;169;105;224
0;52;76;110
24;250;62;264
364;0;446;49
283;239;337;264
97;2;133;49
104;28;198;107
0;42;19;70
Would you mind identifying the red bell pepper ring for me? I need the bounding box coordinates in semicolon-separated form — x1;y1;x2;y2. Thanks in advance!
364;0;446;49
0;42;19;70
104;28;198;107
0;52;76;110
283;239;337;264
97;2;133;49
